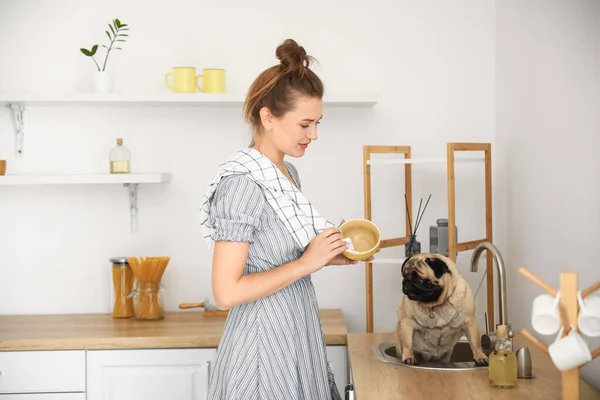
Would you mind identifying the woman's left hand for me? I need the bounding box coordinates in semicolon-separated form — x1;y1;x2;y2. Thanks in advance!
326;220;381;266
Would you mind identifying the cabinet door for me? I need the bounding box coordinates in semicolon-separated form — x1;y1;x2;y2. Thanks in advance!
0;350;85;394
0;394;86;400
87;348;216;400
326;345;348;396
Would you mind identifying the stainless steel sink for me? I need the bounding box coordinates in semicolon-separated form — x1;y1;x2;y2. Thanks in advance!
373;339;492;371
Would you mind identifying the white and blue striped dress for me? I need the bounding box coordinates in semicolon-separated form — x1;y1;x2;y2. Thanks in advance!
206;161;342;400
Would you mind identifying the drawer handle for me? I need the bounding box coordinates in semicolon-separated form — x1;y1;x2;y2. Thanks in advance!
205;361;211;400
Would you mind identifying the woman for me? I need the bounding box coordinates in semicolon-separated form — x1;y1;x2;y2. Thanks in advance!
199;38;376;400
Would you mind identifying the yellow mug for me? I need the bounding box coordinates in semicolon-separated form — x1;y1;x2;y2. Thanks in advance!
165;67;201;93
198;68;226;93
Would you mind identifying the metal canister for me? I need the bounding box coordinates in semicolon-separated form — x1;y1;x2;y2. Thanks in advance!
429;218;457;256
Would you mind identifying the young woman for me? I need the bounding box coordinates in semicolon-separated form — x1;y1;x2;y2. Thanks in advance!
199;38;376;400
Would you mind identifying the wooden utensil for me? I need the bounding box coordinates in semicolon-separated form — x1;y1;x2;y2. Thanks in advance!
178;300;228;317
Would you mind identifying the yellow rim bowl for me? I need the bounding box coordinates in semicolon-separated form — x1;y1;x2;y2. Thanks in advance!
339;219;381;261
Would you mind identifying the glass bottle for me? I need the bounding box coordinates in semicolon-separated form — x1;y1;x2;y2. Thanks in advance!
109;138;131;174
405;234;421;257
489;324;517;388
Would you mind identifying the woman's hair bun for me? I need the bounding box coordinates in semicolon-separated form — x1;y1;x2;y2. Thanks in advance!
276;39;312;75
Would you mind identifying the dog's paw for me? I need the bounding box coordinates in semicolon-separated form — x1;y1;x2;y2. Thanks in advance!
402;357;418;365
474;354;489;366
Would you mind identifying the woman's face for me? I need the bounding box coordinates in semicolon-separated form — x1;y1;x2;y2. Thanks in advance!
260;96;323;158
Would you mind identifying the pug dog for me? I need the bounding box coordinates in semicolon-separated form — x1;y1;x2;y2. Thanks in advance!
394;253;488;366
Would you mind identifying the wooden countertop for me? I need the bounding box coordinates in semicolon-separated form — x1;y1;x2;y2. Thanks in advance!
347;332;600;400
0;309;347;351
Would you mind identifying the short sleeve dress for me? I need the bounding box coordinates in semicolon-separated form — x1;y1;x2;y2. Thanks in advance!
206;161;342;400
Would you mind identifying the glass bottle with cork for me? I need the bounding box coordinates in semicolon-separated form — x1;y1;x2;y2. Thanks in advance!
109;138;131;174
489;324;518;388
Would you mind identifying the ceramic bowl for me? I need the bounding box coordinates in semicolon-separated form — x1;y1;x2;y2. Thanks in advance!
0;160;6;176
339;218;381;261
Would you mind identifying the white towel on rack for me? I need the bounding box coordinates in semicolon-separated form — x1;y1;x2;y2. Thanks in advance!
199;147;335;250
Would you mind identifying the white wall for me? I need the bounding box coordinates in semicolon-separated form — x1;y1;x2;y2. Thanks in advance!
0;0;495;334
496;0;600;390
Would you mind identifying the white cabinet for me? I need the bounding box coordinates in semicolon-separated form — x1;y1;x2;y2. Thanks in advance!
326;345;348;396
86;348;216;400
0;345;347;400
0;350;85;395
0;395;86;400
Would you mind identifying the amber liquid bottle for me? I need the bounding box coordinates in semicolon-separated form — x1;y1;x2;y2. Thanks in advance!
489;324;517;388
109;138;131;174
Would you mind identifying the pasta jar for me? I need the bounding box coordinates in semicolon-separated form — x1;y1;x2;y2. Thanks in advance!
132;282;165;321
110;257;135;318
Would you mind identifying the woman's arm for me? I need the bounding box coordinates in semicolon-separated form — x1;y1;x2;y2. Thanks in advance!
212;226;346;310
211;241;311;309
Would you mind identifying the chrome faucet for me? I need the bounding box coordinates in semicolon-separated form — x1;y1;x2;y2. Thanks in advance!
470;242;512;342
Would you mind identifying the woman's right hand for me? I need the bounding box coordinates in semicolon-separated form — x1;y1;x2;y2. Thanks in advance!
299;227;348;273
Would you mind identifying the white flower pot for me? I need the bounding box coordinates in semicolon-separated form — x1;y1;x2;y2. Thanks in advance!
93;71;114;93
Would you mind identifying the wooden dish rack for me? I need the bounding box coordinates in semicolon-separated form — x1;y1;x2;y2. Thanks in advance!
518;267;600;399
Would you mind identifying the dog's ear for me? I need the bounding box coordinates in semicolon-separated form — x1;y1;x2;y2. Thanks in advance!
426;257;450;278
401;256;412;276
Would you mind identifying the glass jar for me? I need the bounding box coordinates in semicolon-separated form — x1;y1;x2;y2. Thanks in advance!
109;138;131;174
110;257;134;318
133;282;165;321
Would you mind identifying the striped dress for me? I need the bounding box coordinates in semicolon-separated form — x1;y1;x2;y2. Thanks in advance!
206;161;342;400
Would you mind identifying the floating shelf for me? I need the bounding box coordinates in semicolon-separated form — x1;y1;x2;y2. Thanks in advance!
0;173;171;233
0;173;170;186
0;92;377;156
0;92;378;107
367;157;485;165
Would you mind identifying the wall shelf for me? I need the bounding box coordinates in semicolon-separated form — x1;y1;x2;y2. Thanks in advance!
1;92;378;156
0;173;171;233
0;92;378;107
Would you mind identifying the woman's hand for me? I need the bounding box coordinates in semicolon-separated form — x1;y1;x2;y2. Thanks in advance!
298;227;347;273
326;219;380;266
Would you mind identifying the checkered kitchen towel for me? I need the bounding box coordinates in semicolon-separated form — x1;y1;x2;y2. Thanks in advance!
199;147;335;250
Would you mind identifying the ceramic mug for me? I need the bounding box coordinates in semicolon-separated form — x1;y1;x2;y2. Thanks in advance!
165;67;201;93
548;325;592;371
197;68;226;93
578;292;600;338
532;291;561;335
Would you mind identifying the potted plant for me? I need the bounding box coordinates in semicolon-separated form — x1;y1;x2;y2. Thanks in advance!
80;18;129;93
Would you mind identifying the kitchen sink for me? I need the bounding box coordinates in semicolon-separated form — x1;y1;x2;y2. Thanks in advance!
373;339;492;371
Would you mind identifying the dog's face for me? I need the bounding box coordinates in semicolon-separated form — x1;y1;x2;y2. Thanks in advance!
401;253;455;305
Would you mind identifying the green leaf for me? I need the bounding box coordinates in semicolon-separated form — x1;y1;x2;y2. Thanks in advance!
117;34;129;37
116;39;126;42
106;30;111;41
120;23;128;27
114;47;122;50
80;48;92;56
102;45;108;49
109;24;115;36
91;44;98;55
115;18;121;28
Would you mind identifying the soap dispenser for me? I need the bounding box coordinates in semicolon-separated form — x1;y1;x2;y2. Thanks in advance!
489;324;517;389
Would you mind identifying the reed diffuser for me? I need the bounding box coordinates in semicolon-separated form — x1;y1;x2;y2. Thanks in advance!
405;193;431;257
127;256;170;320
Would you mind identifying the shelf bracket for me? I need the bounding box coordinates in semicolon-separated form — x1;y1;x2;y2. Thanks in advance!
9;104;25;157
124;183;138;233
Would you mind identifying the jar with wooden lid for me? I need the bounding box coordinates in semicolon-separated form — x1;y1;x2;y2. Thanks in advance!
110;257;135;318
